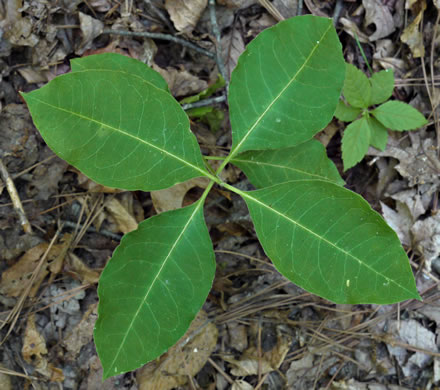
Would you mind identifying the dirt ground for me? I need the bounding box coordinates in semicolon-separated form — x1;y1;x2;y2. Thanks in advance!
1;0;440;389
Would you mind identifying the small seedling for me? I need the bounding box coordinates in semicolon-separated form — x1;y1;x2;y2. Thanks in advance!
21;15;421;379
336;63;427;170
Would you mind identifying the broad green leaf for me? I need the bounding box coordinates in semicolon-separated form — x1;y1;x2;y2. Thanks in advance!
71;53;169;92
22;69;210;191
334;100;362;122
342;116;371;171
369;69;394;105
372;100;427;131
241;180;420;304
94;200;216;379
231;139;344;188
228;15;345;154
368;115;389;151
343;63;371;108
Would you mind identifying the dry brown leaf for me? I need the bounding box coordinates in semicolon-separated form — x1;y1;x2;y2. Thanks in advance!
217;0;257;8
362;0;395;41
63;303;98;359
232;380;254;390
412;213;440;269
105;196;138;233
75;170;123;193
400;6;425;58
0;241;67;298
67;253;100;284
0;370;12;390
339;17;370;43
152;65;208;97
22;314;47;363
151;177;209;213
221;27;245;80
165;0;208;33
136;310;218;390
224;326;292;376
77;12;104;55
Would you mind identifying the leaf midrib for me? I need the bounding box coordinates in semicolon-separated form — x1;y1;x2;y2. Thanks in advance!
241;188;414;296
230;22;333;158
29;97;210;179
231;158;333;181
107;200;203;375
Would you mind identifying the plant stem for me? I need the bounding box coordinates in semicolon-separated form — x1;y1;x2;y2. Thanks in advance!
354;33;373;75
203;156;226;161
182;95;226;111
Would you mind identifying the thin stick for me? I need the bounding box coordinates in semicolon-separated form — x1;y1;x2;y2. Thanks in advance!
209;0;228;86
0;158;32;233
182;95;226;111
101;29;215;59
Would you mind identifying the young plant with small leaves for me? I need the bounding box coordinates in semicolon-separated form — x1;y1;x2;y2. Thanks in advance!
21;16;421;379
336;63;427;170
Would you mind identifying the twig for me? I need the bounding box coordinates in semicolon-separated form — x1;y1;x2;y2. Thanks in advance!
101;29;215;59
332;0;344;26
0;158;32;234
182;95;226;111
209;0;228;87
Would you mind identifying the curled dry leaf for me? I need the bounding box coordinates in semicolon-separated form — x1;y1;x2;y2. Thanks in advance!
221;26;245;80
136;310;218;390
105;196;139;234
152;65;208;97
22;314;47;363
362;0;395;41
22;314;65;382
151;177;209;213
77;12;104;55
165;0;208;33
400;6;425;58
224;326;292;376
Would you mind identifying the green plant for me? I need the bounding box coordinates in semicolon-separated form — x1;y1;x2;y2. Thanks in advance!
336;63;427;170
21;15;421;379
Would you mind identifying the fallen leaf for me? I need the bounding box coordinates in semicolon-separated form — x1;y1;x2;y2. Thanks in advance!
412;213;440;270
224;326;292;376
105;196;138;233
221;26;245;79
0;241;67;298
153;65;208;97
400;5;425;58
165;0;208;33
63;303;98;359
362;0;395;41
231;380;254;390
77;12;104;55
67;252;100;284
136;310;218;390
151;177;209;213
380;201;413;247
22;314;47;363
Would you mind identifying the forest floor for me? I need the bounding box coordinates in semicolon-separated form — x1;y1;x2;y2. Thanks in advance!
1;0;440;389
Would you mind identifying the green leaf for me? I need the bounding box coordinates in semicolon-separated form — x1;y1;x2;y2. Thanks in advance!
241;180;420;304
94;200;216;379
71;53;169;92
372;100;427;131
21;69;210;191
368;115;389;151
228;15;345;154
343;63;371;108
342;116;371;171
334;100;362;122
231;139;344;188
369;69;394;106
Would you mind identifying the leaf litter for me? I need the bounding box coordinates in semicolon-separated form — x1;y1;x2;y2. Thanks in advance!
1;0;440;389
